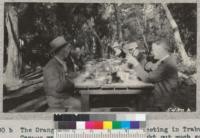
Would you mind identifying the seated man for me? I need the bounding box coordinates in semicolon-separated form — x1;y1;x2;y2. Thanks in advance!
43;36;81;112
127;39;178;111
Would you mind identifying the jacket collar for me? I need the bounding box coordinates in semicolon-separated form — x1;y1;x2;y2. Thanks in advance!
54;56;67;72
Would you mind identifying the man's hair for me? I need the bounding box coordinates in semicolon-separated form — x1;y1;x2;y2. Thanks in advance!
153;38;172;53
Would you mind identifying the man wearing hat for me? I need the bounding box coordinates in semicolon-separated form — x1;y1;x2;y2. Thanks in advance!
43;36;81;112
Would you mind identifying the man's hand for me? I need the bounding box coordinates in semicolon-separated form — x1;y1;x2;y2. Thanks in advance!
126;54;139;67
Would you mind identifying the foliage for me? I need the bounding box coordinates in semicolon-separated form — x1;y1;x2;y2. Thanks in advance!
168;3;197;56
120;4;175;51
4;3;197;70
6;3;112;67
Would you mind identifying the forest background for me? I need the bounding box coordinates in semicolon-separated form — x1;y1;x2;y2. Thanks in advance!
3;3;197;111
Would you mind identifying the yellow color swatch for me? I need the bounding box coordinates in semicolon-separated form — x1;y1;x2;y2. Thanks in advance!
103;121;112;129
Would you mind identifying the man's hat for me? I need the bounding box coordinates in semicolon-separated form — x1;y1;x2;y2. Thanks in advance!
49;36;70;54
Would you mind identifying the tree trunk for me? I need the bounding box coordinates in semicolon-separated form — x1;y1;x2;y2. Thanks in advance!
136;17;149;53
4;5;22;91
113;4;123;42
162;3;191;66
87;19;104;58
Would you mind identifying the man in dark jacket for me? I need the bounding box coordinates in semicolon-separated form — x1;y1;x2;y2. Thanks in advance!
127;39;178;111
43;36;81;112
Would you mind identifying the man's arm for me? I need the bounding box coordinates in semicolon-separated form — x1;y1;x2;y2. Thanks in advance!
127;56;166;83
134;63;166;83
43;66;74;94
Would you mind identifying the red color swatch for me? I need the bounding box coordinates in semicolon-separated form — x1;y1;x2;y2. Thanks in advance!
93;121;103;129
85;121;103;129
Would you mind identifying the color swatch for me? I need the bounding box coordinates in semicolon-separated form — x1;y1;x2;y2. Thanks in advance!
54;113;146;121
54;114;146;130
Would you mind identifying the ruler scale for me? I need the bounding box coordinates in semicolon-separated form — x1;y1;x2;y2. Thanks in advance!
54;130;146;138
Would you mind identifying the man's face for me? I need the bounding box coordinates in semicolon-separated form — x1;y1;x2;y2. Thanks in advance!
63;44;72;59
70;47;81;60
151;43;162;60
128;48;134;55
74;47;81;59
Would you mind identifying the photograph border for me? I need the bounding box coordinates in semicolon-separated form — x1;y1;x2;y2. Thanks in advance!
0;0;199;120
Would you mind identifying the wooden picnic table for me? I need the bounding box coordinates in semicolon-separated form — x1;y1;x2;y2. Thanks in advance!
75;80;154;111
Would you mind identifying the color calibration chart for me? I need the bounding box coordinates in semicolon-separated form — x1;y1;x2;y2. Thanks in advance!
54;114;146;138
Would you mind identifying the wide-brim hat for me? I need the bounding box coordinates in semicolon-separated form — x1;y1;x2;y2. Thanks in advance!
49;36;71;54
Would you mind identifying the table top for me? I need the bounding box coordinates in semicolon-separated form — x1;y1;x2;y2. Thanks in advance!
75;80;154;90
77;89;152;95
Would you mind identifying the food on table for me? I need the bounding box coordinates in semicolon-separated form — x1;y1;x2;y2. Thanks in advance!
74;57;138;85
